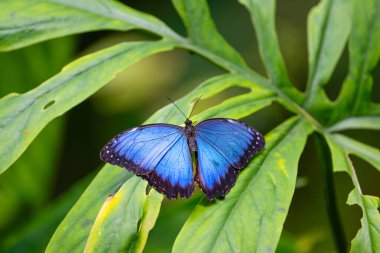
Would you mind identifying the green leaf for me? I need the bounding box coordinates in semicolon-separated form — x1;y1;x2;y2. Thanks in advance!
193;92;274;120
83;177;161;253
173;117;313;253
335;0;380;118
0;39;176;174
304;0;354;110
148;73;274;124
347;189;380;253
238;0;303;104
172;0;247;68
325;134;380;251
332;134;380;172
45;165;131;253
0;0;178;51
186;75;275;122
329;116;380;132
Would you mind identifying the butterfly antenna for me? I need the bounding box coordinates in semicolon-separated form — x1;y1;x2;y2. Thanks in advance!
166;97;188;119
188;96;202;118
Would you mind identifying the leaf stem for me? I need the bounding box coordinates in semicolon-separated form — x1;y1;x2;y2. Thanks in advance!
315;133;347;253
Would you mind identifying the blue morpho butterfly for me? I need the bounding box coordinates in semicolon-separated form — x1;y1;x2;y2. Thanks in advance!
100;98;265;200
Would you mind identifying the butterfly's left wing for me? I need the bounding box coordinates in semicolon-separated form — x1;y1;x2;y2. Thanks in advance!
195;118;265;200
100;124;194;199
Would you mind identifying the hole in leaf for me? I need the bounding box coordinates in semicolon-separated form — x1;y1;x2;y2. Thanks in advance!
43;100;55;110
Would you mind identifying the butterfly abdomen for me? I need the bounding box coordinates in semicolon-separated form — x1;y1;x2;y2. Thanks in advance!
184;119;197;152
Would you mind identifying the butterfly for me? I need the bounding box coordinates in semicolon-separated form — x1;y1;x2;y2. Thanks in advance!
100;102;265;200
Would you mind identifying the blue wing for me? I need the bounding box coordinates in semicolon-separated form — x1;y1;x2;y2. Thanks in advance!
100;124;194;199
195;118;265;200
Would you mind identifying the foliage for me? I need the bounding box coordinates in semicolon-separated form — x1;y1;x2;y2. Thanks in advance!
0;0;379;252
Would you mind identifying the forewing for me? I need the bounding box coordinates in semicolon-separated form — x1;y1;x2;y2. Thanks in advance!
195;118;265;200
100;124;194;199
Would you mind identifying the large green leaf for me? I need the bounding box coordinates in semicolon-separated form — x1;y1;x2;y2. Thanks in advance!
335;0;380;119
304;0;354;112
148;73;275;124
0;39;176;174
173;117;313;253
194;92;274;120
238;0;303;104
0;0;179;51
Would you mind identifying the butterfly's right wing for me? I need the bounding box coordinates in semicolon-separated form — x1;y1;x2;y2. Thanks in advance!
100;124;194;199
195;119;265;200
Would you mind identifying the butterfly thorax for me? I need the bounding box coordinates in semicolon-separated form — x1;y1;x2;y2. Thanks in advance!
184;119;197;152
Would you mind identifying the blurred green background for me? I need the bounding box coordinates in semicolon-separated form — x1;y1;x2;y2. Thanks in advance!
0;1;379;252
